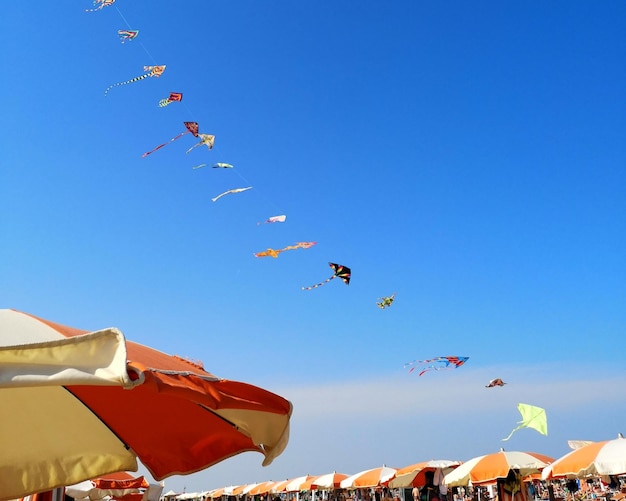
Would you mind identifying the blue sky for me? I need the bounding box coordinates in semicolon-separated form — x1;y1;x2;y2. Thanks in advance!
1;0;625;494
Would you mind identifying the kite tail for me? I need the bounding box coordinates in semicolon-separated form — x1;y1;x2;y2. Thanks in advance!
502;425;522;441
301;275;335;291
159;99;173;107
141;132;188;158
104;73;149;96
192;164;207;170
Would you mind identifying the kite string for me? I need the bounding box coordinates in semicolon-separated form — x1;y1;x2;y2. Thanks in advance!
115;6;158;66
112;3;286;219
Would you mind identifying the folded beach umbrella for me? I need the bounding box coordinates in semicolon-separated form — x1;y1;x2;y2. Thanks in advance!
444;450;554;486
340;466;397;489
542;434;626;478
0;309;292;501
389;460;462;488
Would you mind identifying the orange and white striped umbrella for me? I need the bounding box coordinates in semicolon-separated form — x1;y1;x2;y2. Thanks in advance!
340;466;398;489
309;472;350;490
285;476;317;493
247;481;277;496
542;434;626;478
0;309;293;501
444;450;554;486
389;460;462;488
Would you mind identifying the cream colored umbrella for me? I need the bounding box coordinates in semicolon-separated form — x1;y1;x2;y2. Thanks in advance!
542;434;626;478
340;466;397;489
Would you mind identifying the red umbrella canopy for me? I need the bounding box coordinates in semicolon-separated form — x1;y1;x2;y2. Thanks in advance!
0;309;293;501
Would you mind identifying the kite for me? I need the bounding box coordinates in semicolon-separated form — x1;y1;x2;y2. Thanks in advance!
257;215;286;225
191;162;233;169
85;0;115;12
376;293;396;309
142;122;199;158
254;242;317;258
104;65;166;96
159;92;183;107
502;403;548;441
404;356;469;376
211;187;252;202
118;30;139;43
186;134;215;154
302;262;351;291
486;378;507;388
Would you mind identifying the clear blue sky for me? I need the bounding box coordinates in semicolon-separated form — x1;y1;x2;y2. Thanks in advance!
1;0;625;494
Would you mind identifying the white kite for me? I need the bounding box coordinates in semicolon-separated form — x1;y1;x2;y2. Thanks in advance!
257;215;287;225
211;187;252;202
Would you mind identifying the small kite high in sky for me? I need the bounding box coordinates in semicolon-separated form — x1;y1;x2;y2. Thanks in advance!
302;262;351;291
118;30;139;43
486;378;507;388
85;0;115;12
104;65;166;96
158;92;182;107
142;122;199;158
211;187;252;202
186;134;215;154
404;356;469;376
502;403;548;441
213;163;234;168
376;293;396;309
257;215;286;225
254;242;317;258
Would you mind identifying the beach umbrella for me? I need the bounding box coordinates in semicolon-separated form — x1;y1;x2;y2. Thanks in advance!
0;309;293;501
285;476;317;492
340;466;398;489
65;472;150;501
230;485;250;497
309;472;350;490
444;450;554;486
269;480;291;493
247;482;277;496
389;460;462;488
542;434;626;478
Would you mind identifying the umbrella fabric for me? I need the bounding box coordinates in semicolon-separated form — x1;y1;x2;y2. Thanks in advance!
389;460;462;488
269;480;291;493
65;472;150;501
247;482;277;496
285;476;316;492
542;435;626;478
309;473;349;490
340;467;397;489
444;451;554;486
0;309;293;501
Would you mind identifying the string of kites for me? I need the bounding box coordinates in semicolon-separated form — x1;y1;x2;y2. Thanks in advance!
85;0;550;441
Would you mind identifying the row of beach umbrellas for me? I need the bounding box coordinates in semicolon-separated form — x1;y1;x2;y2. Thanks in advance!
202;441;626;499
